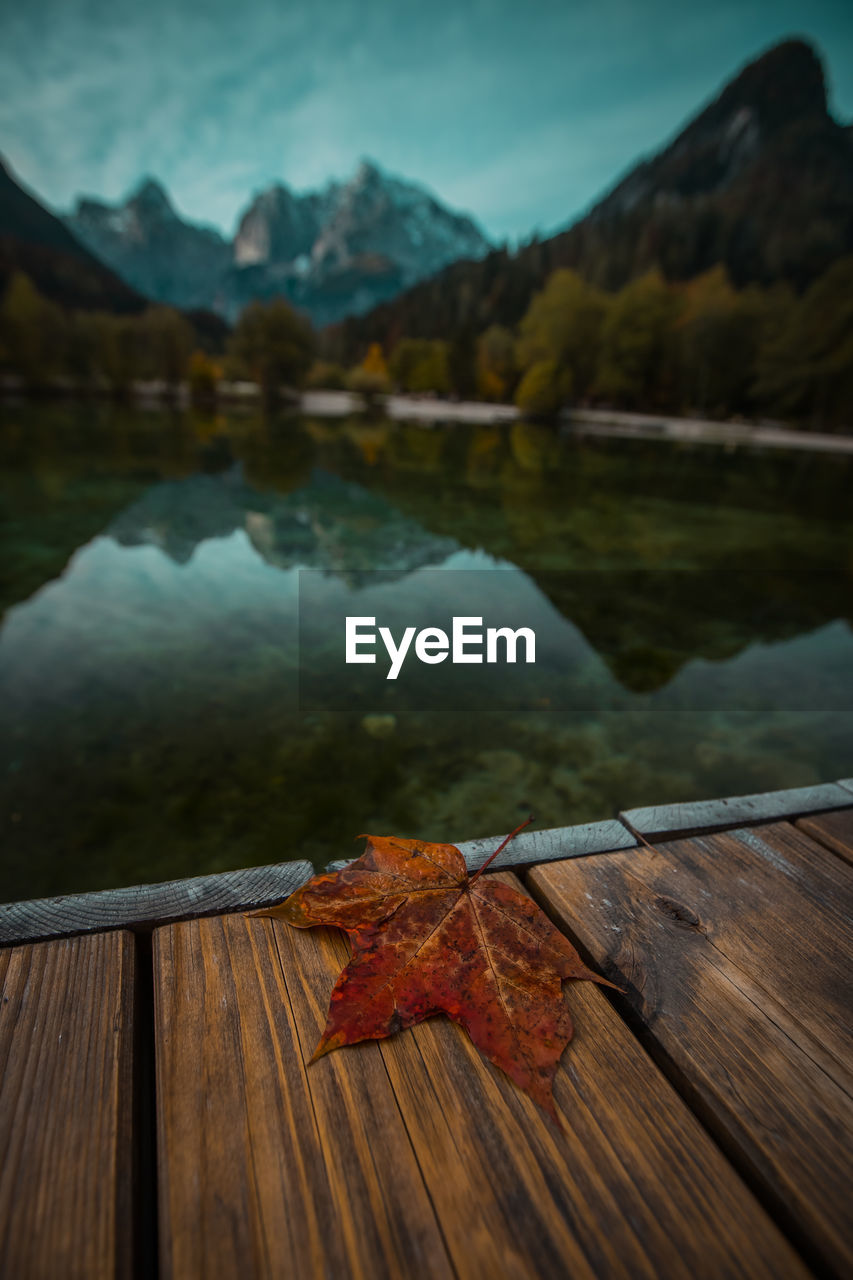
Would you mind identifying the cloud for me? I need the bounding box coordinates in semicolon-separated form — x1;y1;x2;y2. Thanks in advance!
1;0;851;238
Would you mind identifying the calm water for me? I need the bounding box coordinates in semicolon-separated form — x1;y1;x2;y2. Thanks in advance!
2;402;852;901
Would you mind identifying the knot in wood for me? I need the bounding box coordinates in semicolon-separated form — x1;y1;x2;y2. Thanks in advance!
653;895;702;930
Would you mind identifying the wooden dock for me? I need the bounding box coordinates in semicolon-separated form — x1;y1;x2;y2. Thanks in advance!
1;782;852;1279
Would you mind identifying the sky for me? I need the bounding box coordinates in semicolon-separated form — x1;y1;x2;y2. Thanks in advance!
1;0;852;244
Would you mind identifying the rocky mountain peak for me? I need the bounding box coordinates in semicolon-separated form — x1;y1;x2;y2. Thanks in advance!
0;155;146;311
335;36;853;356
65;177;229;310
232;181;320;266
593;38;838;223
710;39;827;133
351;158;386;191
64;156;490;325
128;176;175;217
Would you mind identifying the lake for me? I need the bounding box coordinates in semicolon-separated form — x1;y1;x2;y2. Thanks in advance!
2;401;852;902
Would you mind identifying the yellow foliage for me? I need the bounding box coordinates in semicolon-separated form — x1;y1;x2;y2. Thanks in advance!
477;366;506;401
362;343;389;379
189;349;221;382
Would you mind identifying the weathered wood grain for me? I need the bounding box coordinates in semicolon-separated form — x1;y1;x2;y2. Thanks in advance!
154;883;807;1280
325;818;636;874
0;931;136;1279
459;819;636;869
0;858;312;946
153;914;454;1280
527;823;853;1278
621;781;853;840
276;921;457;1277
797;807;853;865
374;873;809;1280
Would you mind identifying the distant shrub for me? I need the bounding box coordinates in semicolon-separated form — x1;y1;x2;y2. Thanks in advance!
346;365;390;397
389;338;451;394
306;360;348;390
229;298;316;401
347;343;391;400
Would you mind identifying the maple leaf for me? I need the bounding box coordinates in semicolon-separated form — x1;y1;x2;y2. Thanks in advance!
254;823;617;1122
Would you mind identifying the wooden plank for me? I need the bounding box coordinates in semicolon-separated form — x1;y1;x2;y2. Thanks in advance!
153;914;454;1280
154;887;808;1279
621;781;853;840
0;931;136;1279
325;818;636;874
0;858;312;946
797;807;853;865
375;873;808;1280
458;819;636;869
527;823;853;1278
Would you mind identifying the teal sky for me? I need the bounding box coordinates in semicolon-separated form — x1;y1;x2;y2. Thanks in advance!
1;0;852;242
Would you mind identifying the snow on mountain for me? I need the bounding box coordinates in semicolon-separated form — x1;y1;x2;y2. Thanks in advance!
67;179;231;312
310;160;488;284
64;161;491;325
232;182;332;267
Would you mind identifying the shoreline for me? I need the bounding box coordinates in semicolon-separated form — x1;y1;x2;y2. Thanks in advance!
2;379;852;454
308;392;853;452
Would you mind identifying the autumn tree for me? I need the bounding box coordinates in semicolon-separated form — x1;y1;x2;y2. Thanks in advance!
362;342;390;380
229;297;315;401
347;342;391;398
306;361;348;389
64;311;104;385
137;306;194;390
91;314;139;394
413;341;450;394
516;269;609;403
595;271;676;408
514;359;572;417
476;325;516;401
728;282;797;414
389;339;451;394
389;339;422;390
673;266;756;414
753;258;853;429
447;327;477;399
188;349;222;403
0;272;65;386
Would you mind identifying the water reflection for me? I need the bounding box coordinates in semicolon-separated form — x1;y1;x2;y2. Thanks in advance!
1;403;852;900
108;465;458;582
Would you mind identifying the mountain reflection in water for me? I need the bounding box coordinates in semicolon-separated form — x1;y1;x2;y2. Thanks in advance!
1;404;852;901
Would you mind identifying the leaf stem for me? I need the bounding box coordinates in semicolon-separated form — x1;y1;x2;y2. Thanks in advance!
621;818;658;853
468;815;535;886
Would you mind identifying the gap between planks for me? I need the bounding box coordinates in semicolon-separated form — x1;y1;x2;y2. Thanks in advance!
524;818;853;1280
151;874;810;1280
